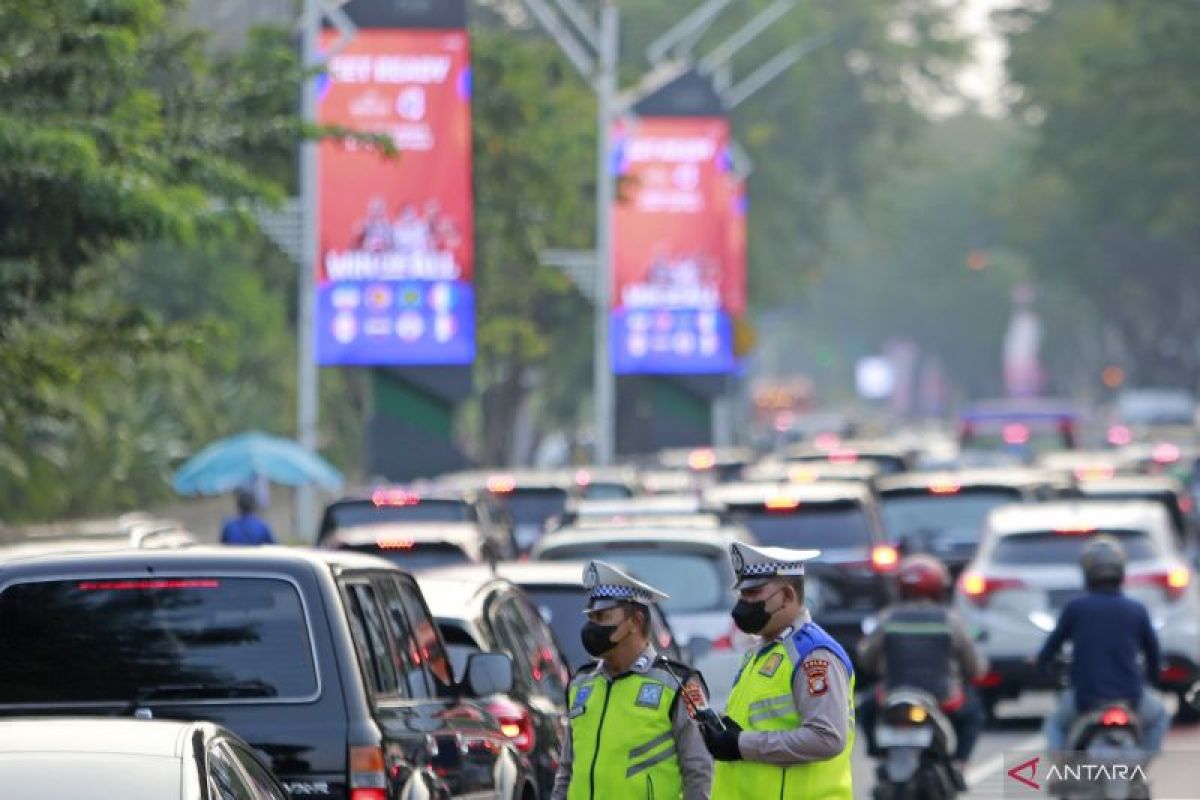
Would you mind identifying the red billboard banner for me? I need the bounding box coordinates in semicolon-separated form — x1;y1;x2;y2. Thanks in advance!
316;28;474;364
724;176;748;319
611;116;738;373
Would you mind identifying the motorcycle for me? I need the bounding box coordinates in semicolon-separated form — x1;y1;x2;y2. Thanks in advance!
871;688;960;800
1049;701;1150;800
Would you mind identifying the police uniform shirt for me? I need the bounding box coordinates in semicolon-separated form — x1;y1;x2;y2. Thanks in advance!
550;645;713;800
738;609;853;764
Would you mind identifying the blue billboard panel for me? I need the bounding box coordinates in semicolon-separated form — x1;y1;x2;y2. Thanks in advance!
611;307;735;374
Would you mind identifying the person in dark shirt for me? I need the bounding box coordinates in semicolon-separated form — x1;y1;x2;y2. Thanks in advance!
1037;535;1168;753
220;487;276;546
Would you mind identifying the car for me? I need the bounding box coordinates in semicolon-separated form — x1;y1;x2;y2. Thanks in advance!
877;468;1062;574
0;547;536;800
740;458;882;486
0;718;289;800
440;470;576;555
779;438;916;476
1035;449;1129;481
705;480;897;659
954;501;1200;718
635;467;704;495
321;521;490;572
655;446;756;482
552;494;722;531
1066;474;1197;555
318;486;517;563
429;561;689;672
958;398;1081;462
530;526;753;705
417;571;573;799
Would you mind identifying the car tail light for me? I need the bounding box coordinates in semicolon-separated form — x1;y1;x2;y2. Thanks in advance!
1107;425;1133;446
487;474;516;493
973;671;1003;688
1099;706;1130;727
1003;424;1030;445
349;745;386;800
1054;525;1096;535
688;448;718;470
574;468;592;487
1161;663;1193;684
764;496;800;511
958;571;1024;606
829;448;859;464
1074;465;1115;482
1152;443;1181;465
1181;496;1195;515
1128;567;1191;601
487;698;536;753
372;488;420;507
928;480;961;495
77;579;219;591
871;544;900;573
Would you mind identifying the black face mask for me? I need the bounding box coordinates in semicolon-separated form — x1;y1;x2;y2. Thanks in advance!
731;589;783;635
581;620;622;657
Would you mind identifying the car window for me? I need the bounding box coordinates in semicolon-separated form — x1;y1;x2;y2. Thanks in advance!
227;743;289;800
208;742;254;800
343;582;401;698
502;488;570;527
0;577;317;704
990;530;1159;565
490;597;538;690
536;547;727;613
728;502;874;550
881;489;1021;542
512;596;570;695
521;586;591;669
393;578;455;694
377;577;435;698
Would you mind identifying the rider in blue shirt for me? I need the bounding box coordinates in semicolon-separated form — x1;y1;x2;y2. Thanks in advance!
220;488;276;545
1037;535;1168;753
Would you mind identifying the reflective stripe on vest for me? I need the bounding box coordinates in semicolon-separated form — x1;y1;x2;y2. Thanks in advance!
567;666;683;800
712;622;856;800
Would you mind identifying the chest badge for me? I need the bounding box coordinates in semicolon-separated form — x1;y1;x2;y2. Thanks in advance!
758;653;784;678
635;682;664;709
570;685;593;717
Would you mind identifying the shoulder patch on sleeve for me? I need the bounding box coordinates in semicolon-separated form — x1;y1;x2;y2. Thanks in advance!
804;658;830;697
680;675;710;718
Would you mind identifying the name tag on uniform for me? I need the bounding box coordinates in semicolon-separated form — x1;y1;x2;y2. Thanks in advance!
570;685;592;717
635;682;663;709
758;653;784;678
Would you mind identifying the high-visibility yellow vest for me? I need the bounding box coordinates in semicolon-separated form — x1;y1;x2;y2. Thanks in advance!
567;659;684;800
712;622;855;800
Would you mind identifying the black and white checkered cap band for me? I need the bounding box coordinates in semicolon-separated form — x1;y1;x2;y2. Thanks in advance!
738;561;805;579
590;583;651;602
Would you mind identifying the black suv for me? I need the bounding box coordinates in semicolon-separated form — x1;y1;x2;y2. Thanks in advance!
418;570;574;799
0;547;537;800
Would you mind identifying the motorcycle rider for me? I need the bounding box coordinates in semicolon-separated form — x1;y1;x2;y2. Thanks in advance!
1037;535;1169;754
857;554;987;782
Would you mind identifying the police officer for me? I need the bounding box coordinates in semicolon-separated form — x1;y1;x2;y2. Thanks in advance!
550;561;713;800
701;543;855;799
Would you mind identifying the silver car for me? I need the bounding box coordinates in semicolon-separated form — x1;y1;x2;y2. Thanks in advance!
954;501;1200;716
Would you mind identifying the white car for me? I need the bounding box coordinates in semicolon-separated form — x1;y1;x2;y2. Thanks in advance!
955;501;1200;716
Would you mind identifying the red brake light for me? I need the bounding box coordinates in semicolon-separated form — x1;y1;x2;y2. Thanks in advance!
77;579;219;591
1003;424;1030;445
1099;707;1130;727
487;698;536;753
349;745;386;800
1152;443;1182;465
1108;425;1133;446
372;489;420;507
1128;567;1191;601
764;496;800;511
1180;496;1194;515
487;475;517;493
958;571;1025;606
1074;465;1115;482
376;538;416;550
928;480;961;495
973;671;1003;688
871;544;900;573
1054;525;1096;535
688;448;717;470
829;448;859;464
574;468;592;486
1161;664;1193;684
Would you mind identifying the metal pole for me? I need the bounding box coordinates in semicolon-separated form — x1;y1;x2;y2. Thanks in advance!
296;0;321;541
593;1;618;465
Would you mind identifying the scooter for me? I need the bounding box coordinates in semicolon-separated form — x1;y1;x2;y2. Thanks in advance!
871;688;960;800
1049;702;1150;800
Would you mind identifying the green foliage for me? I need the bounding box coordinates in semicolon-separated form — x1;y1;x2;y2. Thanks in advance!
1000;0;1200;387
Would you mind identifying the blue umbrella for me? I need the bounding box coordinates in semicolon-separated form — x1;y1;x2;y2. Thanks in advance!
172;431;344;496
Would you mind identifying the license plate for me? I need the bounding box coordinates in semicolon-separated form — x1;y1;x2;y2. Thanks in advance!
876;725;933;747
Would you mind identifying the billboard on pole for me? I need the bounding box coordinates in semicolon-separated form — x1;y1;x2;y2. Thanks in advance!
316;28;475;365
611;116;738;374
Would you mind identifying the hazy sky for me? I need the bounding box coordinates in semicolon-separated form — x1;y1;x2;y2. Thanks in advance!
955;0;1010;114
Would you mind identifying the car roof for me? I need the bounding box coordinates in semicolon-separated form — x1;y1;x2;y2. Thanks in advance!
877;468;1058;493
987;501;1169;536
423;560;590;588
0;718;217;758
1075;475;1186;496
568;495;705;515
706;480;871;506
0;544;402;577
329;522;482;545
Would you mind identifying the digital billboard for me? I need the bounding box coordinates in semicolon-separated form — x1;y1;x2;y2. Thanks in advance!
316;28;474;365
611;116;738;374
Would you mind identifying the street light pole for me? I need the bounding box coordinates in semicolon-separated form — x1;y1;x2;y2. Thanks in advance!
297;0;321;541
593;1;618;466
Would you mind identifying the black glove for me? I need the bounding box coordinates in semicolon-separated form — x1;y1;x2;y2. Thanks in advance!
700;715;743;761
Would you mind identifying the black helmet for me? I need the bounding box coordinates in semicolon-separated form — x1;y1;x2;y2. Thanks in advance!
1081;535;1125;587
235;487;257;514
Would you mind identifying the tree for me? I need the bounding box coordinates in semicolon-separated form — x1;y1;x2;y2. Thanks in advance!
1000;0;1200;387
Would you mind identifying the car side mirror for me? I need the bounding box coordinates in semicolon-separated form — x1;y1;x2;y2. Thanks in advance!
464;652;513;697
687;636;713;663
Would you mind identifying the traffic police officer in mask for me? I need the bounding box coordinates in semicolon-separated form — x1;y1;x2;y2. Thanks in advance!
551;561;713;800
700;543;855;799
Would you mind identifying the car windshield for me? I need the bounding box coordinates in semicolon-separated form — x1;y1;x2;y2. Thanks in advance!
0;577;317;704
339;541;474;571
521;587;591;668
326;499;472;530
881;488;1021;543
536;547;727;614
990;530;1158;565
501;488;569;527
728;503;873;551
